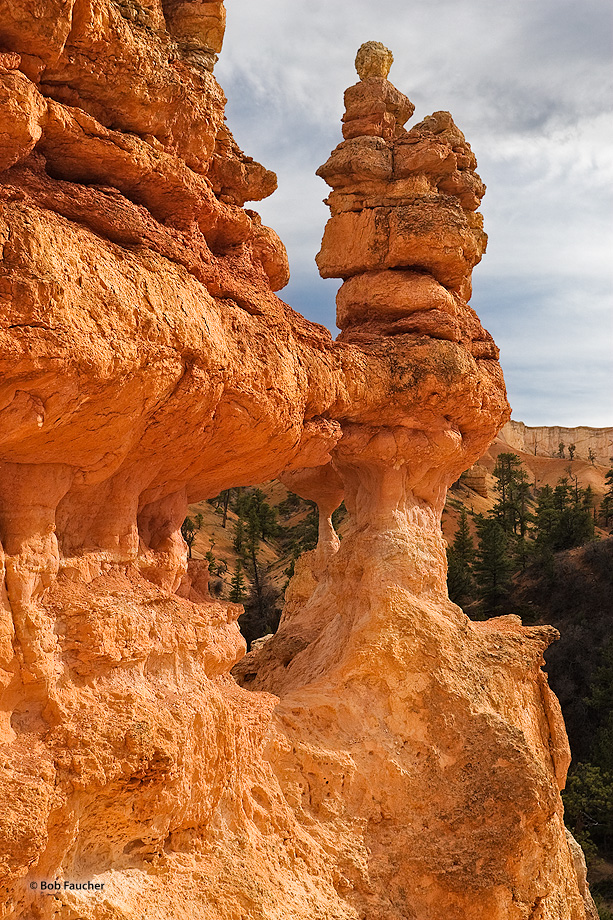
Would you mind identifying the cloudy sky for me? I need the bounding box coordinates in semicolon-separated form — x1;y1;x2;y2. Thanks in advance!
216;0;613;427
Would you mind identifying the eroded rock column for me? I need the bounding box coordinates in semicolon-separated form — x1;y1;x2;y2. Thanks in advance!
236;43;591;920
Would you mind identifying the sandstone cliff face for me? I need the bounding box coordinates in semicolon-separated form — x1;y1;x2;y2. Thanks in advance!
500;421;613;466
0;11;590;920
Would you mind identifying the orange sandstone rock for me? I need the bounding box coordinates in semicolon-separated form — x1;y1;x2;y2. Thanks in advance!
0;15;593;920
237;41;591;920
0;67;45;171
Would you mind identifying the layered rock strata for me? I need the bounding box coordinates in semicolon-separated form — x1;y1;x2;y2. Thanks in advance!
0;10;591;919
500;420;613;465
316;40;491;355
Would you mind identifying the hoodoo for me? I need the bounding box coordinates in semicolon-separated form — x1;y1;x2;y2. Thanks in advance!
0;6;594;917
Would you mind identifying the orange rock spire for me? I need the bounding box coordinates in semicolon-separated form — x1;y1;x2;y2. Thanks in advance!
317;40;490;347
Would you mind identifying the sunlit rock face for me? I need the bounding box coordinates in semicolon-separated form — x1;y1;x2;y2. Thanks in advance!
235;43;592;920
0;8;590;918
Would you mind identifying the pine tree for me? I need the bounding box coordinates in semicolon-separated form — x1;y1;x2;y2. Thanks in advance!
233;515;244;554
233;488;278;542
601;469;613;528
563;763;613;856
205;549;216;573
533;477;594;553
181;516;197;559
587;641;613;775
248;488;278;540
446;508;475;606
229;560;246;602
564;642;613;860
557;478;594;550
473;515;512;613
513;534;531;573
492;452;533;536
220;489;232;527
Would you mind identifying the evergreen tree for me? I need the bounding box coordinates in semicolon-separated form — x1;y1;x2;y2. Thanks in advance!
533;478;594;554
533;484;556;550
583;485;596;525
446;508;475;606
554;478;594;550
585;641;613;775
564;763;613;857
249;488;279;540
234;488;278;541
233;514;244;554
492;452;533;536
220;489;232;527
204;537;217;575
473;515;512;613
513;534;531;573
564;643;613;861
233;490;284;644
513;471;533;538
205;548;216;573
229;560;246;602
181;516;197;559
600;469;613;528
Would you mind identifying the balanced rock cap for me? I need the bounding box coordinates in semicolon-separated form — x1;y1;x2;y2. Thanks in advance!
355;41;394;80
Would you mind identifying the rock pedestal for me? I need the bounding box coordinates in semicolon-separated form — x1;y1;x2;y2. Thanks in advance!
236;42;592;920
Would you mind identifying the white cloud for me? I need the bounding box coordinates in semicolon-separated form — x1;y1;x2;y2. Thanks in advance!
216;0;613;426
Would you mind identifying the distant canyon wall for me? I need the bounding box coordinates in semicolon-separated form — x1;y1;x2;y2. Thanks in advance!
500;420;613;465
